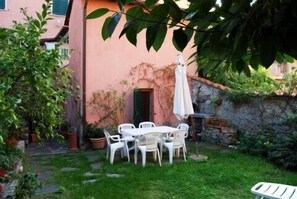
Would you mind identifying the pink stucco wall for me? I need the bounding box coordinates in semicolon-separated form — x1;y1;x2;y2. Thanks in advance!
0;0;65;38
66;0;84;126
84;0;197;126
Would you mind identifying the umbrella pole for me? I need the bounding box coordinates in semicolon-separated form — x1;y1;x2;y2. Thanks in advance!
195;140;199;156
195;130;199;157
189;117;208;161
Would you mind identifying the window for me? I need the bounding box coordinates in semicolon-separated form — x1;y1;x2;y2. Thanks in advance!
59;48;69;60
45;42;56;50
0;0;6;10
52;0;68;16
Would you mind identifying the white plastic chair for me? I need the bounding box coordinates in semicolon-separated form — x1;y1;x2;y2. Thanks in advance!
167;123;189;153
139;121;156;128
134;132;162;167
177;123;189;153
118;123;136;152
162;130;187;164
177;123;189;131
251;182;297;199
104;129;129;164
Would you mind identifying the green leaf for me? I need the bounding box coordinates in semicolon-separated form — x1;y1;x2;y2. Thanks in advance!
134;13;151;32
126;26;137;46
184;28;194;42
107;12;122;37
119;0;134;5
275;52;284;63
169;20;178;28
249;54;260;69
36;12;42;21
242;64;251;77
233;59;250;76
153;24;167;51
118;0;124;11
221;0;233;11
33;20;41;29
145;0;158;8
86;8;109;19
0;28;8;40
166;0;183;22
146;25;159;51
172;28;188;52
119;21;132;38
145;23;167;51
185;11;198;20
150;4;169;22
284;54;294;63
126;6;143;21
42;4;47;18
102;17;111;40
260;38;276;68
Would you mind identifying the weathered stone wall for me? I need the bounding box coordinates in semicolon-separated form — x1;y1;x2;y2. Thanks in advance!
191;78;297;134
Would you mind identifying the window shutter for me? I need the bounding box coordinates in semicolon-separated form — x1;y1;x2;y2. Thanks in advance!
133;89;141;127
53;0;68;16
0;0;5;9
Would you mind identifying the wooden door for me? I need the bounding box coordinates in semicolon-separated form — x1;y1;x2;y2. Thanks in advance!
133;89;154;127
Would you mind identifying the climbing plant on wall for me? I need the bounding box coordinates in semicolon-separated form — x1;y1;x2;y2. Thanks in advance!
88;80;129;131
129;63;176;124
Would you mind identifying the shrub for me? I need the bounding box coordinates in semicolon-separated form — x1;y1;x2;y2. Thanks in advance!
282;68;297;95
0;1;72;141
225;91;251;104
238;129;297;170
0;144;41;199
283;112;297;131
268;131;297;171
0;144;23;172
237;129;275;157
15;171;42;198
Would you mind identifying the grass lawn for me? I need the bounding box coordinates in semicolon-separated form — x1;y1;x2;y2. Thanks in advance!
28;142;297;199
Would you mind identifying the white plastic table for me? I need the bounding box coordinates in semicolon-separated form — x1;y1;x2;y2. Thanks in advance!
121;126;179;137
121;126;180;164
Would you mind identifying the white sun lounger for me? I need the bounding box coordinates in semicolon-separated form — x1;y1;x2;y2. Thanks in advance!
251;182;297;199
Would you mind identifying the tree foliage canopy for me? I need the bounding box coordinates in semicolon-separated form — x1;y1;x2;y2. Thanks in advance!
0;1;72;141
87;0;297;75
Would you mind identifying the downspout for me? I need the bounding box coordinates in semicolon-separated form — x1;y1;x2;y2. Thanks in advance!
81;0;88;147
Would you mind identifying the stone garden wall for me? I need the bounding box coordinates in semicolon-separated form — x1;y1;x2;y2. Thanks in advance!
191;77;297;143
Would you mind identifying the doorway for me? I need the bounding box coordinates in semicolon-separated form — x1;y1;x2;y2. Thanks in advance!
133;89;154;127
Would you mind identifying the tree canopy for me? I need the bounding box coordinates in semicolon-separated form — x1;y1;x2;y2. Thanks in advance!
87;0;297;76
0;1;72;141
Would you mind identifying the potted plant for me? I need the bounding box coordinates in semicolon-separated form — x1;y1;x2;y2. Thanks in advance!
30;133;39;143
14;171;42;198
67;127;78;151
85;123;105;150
6;126;22;147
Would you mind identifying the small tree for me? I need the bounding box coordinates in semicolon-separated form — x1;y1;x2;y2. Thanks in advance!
0;0;72;141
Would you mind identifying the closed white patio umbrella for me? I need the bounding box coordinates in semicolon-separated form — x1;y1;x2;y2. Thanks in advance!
173;57;208;161
173;54;194;120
